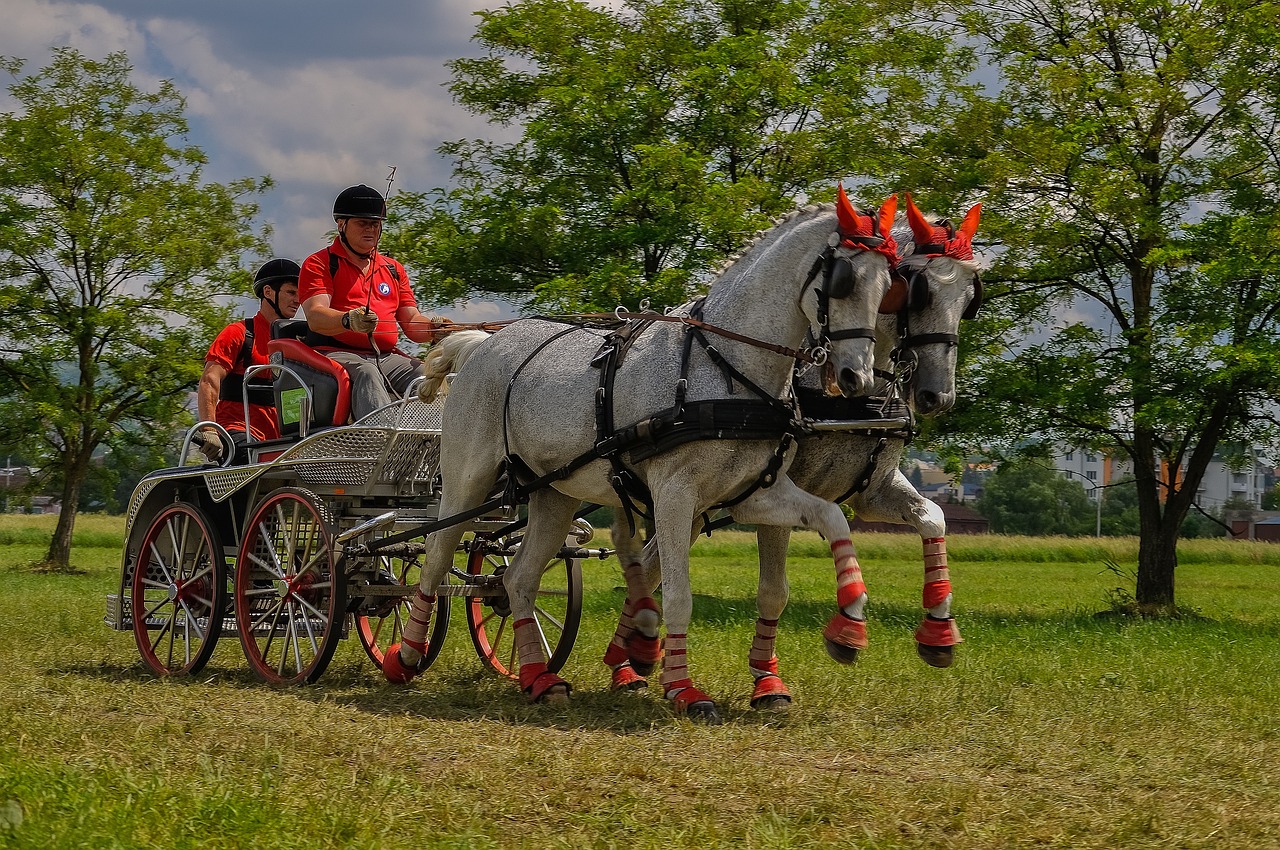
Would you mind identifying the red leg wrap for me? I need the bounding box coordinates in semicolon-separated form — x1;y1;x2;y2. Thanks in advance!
832;540;867;609
915;615;963;647
610;663;648;691
626;597;663;670
823;612;869;650
670;685;716;713
750;674;792;707
382;642;422;684
602;642;630;668
518;661;571;702
922;537;951;609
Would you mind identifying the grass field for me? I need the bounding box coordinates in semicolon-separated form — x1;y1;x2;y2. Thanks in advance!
1;514;1278;849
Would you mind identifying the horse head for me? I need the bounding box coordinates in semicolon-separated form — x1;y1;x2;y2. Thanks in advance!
892;192;983;416
803;187;901;399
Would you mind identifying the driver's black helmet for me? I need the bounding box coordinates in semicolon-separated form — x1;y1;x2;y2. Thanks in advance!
333;184;387;220
252;258;301;298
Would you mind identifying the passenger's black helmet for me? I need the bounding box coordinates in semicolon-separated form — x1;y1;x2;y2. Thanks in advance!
252;258;301;298
333;184;387;220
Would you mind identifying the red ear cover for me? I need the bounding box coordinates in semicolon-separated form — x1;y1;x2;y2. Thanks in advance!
836;183;865;236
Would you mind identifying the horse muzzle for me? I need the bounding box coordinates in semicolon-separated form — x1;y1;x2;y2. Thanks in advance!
912;387;956;417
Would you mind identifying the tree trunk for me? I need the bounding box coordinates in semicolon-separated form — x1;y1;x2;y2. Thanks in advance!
1135;522;1178;613
43;451;89;572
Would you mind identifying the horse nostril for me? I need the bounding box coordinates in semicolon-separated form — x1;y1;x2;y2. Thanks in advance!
838;367;868;396
916;390;940;412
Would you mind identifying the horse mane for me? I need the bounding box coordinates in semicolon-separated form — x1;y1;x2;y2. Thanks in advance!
704;202;835;288
417;329;491;403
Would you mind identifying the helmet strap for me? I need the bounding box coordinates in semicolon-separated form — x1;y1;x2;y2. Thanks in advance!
338;219;377;261
261;286;284;321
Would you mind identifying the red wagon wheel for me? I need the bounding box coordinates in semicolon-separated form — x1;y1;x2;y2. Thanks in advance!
131;502;227;676
234;487;344;685
465;540;582;679
352;549;449;672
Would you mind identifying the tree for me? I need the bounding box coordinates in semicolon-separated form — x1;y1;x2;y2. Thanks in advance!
0;49;268;570
382;0;974;311
917;0;1280;612
976;462;1096;536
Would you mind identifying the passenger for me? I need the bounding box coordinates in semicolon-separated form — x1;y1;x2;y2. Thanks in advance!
298;184;448;420
196;258;302;463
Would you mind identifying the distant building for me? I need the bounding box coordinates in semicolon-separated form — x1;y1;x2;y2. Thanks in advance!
1051;445;1270;511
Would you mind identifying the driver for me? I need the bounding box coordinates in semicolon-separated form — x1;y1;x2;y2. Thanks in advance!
197;258;302;463
298;184;448;421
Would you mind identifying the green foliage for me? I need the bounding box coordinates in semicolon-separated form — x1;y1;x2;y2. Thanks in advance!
0;49;269;565
921;0;1280;605
382;0;975;312
976;461;1098;536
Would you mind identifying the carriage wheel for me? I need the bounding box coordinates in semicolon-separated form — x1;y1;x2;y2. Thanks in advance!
465;541;582;679
234;487;344;685
131;502;226;676
352;551;450;672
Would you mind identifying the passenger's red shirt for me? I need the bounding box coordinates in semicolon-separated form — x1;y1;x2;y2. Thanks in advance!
298;239;417;352
204;312;280;441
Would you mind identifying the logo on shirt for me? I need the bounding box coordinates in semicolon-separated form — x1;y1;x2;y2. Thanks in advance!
377;281;392;297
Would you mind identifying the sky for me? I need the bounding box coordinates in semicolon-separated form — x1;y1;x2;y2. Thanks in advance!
0;0;523;320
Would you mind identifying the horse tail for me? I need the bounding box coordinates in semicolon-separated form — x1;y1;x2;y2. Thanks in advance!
418;330;492;403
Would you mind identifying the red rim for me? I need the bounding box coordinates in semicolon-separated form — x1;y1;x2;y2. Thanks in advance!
352;553;449;671
234;488;342;685
465;541;582;679
131;503;225;676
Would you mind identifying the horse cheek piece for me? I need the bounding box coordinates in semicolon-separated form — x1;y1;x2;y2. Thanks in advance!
388;190;895;721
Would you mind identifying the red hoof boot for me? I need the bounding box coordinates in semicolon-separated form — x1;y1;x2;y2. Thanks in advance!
610;663;648;692
626;633;663;677
670;686;721;724
520;663;572;704
823;613;868;665
915;616;962;668
383;642;423;684
750;674;792;711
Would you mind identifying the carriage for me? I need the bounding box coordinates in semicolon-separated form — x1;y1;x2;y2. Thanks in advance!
106;190;980;716
104;322;609;685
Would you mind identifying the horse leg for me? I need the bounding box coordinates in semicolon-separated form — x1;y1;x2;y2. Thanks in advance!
750;525;792;711
384;461;502;683
850;469;962;667
731;478;869;665
503;487;583;703
601;517;662;690
646;494;721;722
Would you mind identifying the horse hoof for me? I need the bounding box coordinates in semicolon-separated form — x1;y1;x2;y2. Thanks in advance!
683;700;722;724
917;642;955;668
538;684;571;705
750;693;792;712
824;638;861;665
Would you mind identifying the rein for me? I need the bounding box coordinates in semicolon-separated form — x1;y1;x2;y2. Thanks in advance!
405;311;823;365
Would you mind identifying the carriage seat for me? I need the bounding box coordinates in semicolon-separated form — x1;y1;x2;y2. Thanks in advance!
268;320;352;435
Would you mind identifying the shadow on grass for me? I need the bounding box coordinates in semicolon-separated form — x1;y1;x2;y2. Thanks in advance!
588;590;1280;637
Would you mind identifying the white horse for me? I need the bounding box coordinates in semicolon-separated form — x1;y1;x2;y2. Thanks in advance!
603;195;984;709
383;190;901;721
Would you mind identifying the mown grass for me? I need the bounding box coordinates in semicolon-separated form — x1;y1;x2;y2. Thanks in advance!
1;516;1278;849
